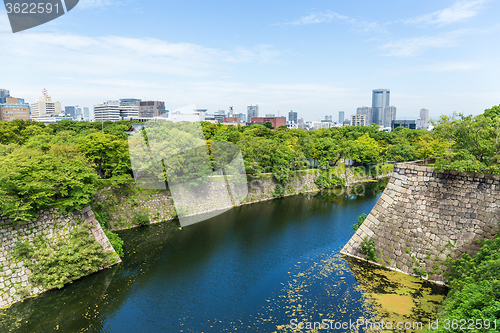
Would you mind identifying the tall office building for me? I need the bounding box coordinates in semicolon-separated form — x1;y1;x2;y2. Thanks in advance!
119;98;141;118
384;105;397;128
0;89;10;103
356;106;373;125
30;90;61;118
94;100;121;122
0;97;30;121
289;110;298;124
339;111;345;124
137;101;166;118
65;106;76;119
247;104;259;121
372;89;390;126
420;108;429;128
83;107;90;121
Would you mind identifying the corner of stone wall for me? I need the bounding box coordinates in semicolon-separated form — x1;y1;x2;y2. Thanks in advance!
341;162;500;284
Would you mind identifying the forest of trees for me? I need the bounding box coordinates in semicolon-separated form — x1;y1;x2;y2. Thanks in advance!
0;105;499;223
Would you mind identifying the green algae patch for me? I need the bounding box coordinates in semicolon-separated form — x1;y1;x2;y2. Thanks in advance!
345;256;448;331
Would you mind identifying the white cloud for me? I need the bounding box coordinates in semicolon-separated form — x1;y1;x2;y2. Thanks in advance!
380;29;471;56
405;0;488;26
275;10;383;32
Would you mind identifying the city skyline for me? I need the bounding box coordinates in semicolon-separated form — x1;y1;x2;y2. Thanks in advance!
1;1;499;121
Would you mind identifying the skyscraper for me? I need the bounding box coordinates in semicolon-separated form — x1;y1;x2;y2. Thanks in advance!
420;108;429;128
384;105;397;127
356;106;373;125
372;89;390;126
339;111;345;124
289;110;298;124
83;107;90;121
247;104;259;121
0;89;10;103
65;106;76;119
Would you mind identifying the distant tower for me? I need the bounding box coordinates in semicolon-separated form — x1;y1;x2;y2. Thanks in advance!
229;106;234;117
356;106;373;125
339;111;345;123
288;110;298;124
247;104;259;121
372;89;390;126
420;108;429;128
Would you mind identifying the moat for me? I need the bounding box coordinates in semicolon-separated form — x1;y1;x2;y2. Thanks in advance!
0;181;447;332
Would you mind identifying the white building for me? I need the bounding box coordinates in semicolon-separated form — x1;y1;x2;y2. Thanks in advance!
30;91;61;119
94;100;121;122
350;114;366;126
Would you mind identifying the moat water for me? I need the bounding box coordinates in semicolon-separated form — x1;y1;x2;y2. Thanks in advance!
0;180;447;332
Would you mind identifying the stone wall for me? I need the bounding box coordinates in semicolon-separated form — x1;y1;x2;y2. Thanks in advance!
341;163;500;284
0;207;120;309
95;169;394;231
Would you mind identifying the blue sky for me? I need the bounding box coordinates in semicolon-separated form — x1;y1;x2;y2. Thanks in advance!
1;0;499;121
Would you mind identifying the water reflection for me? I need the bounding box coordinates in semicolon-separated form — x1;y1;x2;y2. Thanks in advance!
0;179;446;333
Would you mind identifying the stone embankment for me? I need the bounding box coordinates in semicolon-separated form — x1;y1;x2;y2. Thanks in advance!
0;207;119;309
341;163;500;284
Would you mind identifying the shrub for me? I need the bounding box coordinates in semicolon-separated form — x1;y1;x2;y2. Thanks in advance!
133;212;150;226
360;236;378;262
274;185;285;197
352;213;367;232
315;171;345;189
104;230;124;257
23;225;114;290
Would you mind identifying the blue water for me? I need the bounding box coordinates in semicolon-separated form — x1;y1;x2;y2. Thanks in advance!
1;180;440;333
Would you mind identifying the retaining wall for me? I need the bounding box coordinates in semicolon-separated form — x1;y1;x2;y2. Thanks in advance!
341;163;500;283
0;206;120;308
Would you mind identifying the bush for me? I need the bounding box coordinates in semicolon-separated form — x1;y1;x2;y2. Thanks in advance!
360;236;378;262
133;212;150;226
274;185;285;197
352;213;367;232
104;230;124;257
314;171;345;189
431;234;500;332
23;225;114;290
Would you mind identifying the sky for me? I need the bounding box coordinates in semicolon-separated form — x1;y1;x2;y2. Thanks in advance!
1;0;500;121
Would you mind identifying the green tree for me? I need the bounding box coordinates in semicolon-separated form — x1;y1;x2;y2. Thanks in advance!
0;145;97;222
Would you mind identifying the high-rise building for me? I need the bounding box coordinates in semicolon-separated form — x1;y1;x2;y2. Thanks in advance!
65;106;76;119
420;108;429;128
83;107;90;121
30;90;61;118
384;105;397;127
119;98;141;118
356;106;373;125
214;110;226;123
350;114;366;127
236;113;246;122
247;104;259;121
137;101;166;118
0;97;30;121
339;111;345;124
94;100;121;122
289;110;298;124
0;89;10;103
372;89;390;126
228;106;234;117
